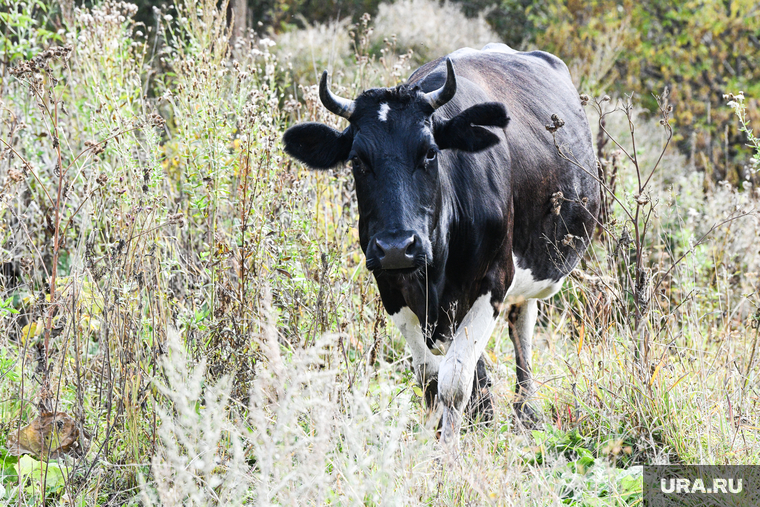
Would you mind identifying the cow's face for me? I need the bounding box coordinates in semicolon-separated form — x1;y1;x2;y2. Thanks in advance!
347;91;442;273
283;59;509;275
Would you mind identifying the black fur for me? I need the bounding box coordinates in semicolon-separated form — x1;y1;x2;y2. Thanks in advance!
434;103;510;152
464;355;494;424
282;123;352;169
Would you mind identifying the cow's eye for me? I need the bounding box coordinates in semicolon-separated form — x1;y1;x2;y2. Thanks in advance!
350;156;363;172
425;148;437;162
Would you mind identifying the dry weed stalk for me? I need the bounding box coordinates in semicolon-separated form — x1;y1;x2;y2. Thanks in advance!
552;91;757;373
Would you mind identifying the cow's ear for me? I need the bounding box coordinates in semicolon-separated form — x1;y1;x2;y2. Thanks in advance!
434;103;510;152
283;123;353;169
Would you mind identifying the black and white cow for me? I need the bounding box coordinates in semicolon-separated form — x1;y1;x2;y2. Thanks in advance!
283;44;600;444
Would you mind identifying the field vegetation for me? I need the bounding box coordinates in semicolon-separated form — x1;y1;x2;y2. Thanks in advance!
1;0;760;505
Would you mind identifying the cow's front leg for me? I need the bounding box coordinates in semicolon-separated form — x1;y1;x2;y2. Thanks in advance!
437;292;498;447
390;307;442;409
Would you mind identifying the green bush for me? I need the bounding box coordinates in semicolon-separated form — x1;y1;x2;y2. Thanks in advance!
448;0;760;185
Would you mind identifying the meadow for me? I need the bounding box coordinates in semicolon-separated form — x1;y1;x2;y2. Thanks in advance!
1;0;759;505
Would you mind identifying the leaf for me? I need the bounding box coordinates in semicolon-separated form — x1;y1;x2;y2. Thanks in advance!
79;314;101;333
0;297;19;315
21;293;38;306
20;321;42;344
6;412;82;460
649;360;664;386
412;386;423;398
0;449;19;483
667;372;690;393
620;472;642;494
15;455;69;494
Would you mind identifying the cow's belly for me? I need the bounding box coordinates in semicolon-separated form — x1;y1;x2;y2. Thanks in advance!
506;254;565;300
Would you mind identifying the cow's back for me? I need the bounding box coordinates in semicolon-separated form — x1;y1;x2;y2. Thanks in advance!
410;45;600;283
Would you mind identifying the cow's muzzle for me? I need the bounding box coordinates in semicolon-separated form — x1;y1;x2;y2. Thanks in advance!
366;231;424;271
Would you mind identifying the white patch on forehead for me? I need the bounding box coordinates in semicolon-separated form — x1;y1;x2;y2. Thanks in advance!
378;102;390;122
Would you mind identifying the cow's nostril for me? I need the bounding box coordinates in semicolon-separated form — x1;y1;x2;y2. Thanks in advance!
403;236;415;255
375;238;386;257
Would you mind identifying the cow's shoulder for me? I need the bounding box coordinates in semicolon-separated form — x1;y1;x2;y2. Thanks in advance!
476;47;570;78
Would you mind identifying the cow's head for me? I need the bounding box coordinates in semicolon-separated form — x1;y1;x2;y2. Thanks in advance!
283;59;509;276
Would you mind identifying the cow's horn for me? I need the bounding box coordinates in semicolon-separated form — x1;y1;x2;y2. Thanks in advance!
319;71;355;119
424;58;457;109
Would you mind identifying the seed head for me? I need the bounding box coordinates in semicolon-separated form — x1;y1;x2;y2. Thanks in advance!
545;114;565;133
550;191;564;215
8;168;24;183
147;112;166;128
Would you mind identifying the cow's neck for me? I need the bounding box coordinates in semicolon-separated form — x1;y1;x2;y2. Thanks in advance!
417;160;459;338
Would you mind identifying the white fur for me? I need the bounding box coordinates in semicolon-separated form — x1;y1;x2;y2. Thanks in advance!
378;103;390;122
507;253;565;301
393;251;567;445
447;44;516;60
514;298;538;339
390;307;441;383
482;42;518;54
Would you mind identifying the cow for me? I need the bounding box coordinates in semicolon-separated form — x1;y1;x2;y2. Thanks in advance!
282;43;600;445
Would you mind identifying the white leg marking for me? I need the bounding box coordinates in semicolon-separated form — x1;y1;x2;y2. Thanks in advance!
514;299;538;348
511;299;540;421
437;292;498;446
390;307;441;384
438;293;497;412
378;102;390;122
512;299;537;388
507;253;565;301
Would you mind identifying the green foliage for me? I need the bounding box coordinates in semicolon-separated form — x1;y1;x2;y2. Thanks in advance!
0;446;19;498
526;428;643;505
0;449;70;505
0;0;59;62
251;0;385;30
457;0;760;184
15;455;69;498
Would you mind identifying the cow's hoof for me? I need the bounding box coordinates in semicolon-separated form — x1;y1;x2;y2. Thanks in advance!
439;405;461;450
